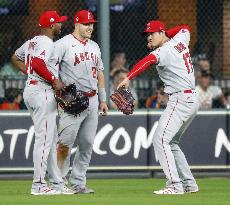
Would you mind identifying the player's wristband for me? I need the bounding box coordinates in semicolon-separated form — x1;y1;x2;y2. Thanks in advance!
98;88;106;103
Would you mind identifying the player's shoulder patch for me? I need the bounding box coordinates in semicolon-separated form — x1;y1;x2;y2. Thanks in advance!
181;29;188;33
40;50;46;57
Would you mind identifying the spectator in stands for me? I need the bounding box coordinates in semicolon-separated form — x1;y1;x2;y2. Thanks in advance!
196;53;211;72
0;88;22;110
195;70;225;109
110;69;138;109
224;91;230;109
110;52;128;77
146;86;168;109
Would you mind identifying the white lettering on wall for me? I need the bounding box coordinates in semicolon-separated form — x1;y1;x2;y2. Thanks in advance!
134;121;158;159
0;134;4;154
215;128;230;158
4;129;28;159
109;127;131;156
93;124;113;155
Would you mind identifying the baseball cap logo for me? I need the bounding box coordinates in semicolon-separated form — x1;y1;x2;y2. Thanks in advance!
147;23;151;29
76;17;79;22
88;12;92;20
50;18;55;23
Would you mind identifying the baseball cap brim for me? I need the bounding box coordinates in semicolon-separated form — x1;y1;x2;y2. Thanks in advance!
79;19;97;24
143;28;165;33
57;16;68;23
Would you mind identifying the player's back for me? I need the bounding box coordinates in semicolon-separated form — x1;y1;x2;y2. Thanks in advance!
152;28;195;94
16;35;54;82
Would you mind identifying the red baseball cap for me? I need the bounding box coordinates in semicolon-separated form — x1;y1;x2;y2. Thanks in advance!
74;10;96;24
143;20;167;33
39;11;68;28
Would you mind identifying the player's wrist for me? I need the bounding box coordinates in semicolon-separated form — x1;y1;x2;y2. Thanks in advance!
98;88;106;103
51;76;57;84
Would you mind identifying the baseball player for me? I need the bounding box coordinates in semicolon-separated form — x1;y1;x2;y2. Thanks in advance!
118;20;199;195
49;10;108;194
11;11;73;195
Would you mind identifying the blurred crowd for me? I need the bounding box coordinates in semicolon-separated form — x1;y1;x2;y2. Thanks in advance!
0;51;230;110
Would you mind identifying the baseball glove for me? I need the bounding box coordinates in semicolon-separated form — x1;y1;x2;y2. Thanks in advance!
110;87;135;115
54;83;89;116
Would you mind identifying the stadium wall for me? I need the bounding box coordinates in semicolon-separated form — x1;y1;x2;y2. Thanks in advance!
0;111;229;172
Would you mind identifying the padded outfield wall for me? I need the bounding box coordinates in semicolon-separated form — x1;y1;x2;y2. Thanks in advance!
0;110;229;172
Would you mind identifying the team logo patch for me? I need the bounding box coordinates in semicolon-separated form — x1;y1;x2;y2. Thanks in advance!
50;18;55;23
76;17;79;22
40;50;46;56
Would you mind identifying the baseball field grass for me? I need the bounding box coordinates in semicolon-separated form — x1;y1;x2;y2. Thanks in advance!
0;178;229;205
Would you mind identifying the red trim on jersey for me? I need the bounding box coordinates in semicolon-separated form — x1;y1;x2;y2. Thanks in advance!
166;25;190;38
31;57;56;83
127;54;157;80
71;34;88;46
39;89;48;183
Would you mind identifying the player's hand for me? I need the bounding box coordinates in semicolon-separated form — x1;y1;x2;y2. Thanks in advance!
117;77;130;89
52;79;65;91
99;102;108;116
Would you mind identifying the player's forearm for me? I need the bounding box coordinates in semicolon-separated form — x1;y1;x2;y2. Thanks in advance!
31;57;56;83
127;54;157;80
166;25;190;38
97;70;106;102
11;54;27;75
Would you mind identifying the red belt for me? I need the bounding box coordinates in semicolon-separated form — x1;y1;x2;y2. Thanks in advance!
168;89;193;96
29;80;38;85
183;89;193;93
83;90;96;97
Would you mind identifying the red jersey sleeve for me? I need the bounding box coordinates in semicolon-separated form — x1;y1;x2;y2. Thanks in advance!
127;54;157;80
166;25;190;38
31;57;56;83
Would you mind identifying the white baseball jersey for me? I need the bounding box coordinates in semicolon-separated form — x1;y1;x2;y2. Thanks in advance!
51;34;104;92
151;29;195;94
15;35;58;81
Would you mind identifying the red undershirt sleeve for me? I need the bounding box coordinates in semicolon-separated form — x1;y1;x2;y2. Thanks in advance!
31;57;56;83
127;54;157;80
166;25;190;38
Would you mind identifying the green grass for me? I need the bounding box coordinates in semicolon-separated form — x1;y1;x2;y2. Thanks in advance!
0;178;229;205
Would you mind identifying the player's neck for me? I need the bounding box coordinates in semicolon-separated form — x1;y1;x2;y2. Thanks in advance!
160;36;170;46
39;30;54;40
72;32;88;42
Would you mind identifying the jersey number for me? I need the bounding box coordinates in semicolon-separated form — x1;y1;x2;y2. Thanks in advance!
26;54;34;74
183;52;193;74
92;67;97;78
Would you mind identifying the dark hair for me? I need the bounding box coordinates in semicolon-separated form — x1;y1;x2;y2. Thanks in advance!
113;68;129;78
201;70;213;78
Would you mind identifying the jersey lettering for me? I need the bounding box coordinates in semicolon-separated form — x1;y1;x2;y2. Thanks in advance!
28;42;37;50
80;53;85;61
92;67;97;78
174;42;186;53
74;52;99;66
74;54;80;65
183;52;193;74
